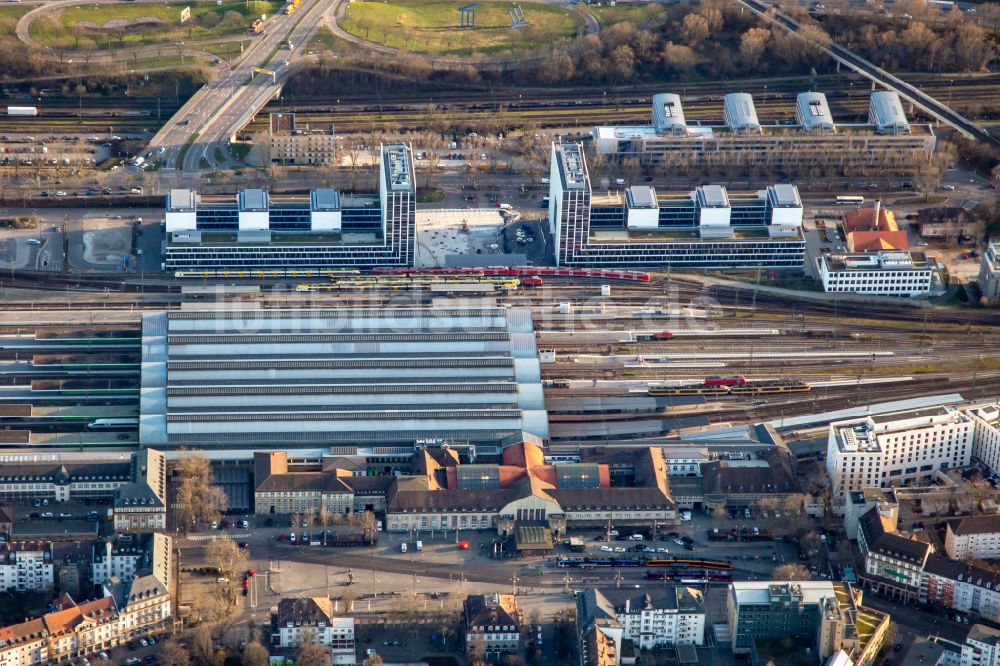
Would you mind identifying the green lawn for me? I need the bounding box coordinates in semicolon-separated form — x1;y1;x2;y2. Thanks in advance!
30;0;282;50
0;5;31;33
202;39;249;60
589;2;668;26
341;0;584;55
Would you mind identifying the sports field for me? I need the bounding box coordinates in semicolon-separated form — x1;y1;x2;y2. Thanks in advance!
30;0;282;50
341;0;585;55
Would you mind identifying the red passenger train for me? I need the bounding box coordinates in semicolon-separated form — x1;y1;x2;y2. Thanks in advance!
703;376;748;387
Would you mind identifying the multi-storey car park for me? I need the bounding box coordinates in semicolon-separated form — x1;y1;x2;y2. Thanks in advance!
163;143;415;270
547;142;805;268
592;91;936;172
138;307;548;453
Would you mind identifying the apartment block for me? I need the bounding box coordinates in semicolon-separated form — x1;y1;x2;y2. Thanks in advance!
271;598;355;665
857;507;932;601
464;594;522;661
585;587;705;652
827;406;974;506
945;516;1000;560
0;542;53;592
923;558;1000;624
0;576;170;666
112;449;167;532
268;112;337;165
92;533;172;589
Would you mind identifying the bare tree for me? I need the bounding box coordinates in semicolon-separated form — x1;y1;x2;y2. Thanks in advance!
296;627;331;666
175;450;228;530
242;640;270;666
206;535;247;578
159;640;190;666
773;563;812;580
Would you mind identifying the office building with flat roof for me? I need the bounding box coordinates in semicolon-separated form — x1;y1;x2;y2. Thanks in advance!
827;406;974;505
979;242;1000;301
727;581;889;666
139;307;548;451
592;91;935;173
163;143;414;270
548;143;805;269
818;251;937;297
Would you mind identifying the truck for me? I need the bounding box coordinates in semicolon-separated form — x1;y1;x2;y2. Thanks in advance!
7;106;37;116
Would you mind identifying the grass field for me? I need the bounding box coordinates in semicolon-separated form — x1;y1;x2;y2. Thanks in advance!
30;0;282;51
341;0;584;55
0;5;31;33
589;2;668;26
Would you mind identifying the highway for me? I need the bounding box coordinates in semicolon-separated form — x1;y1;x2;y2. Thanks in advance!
740;0;999;147
150;0;334;172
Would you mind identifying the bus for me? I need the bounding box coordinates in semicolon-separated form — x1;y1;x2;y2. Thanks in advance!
836;195;865;205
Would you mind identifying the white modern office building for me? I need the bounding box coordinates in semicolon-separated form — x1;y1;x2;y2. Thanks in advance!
592;91;935;171
818;251;937;297
163;143;415;270
827;406;975;505
548;143;805;269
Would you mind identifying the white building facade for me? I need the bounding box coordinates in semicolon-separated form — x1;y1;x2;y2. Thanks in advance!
0;543;53;593
827;406;974;506
971;404;1000;477
615;590;705;649
945;516;1000;561
818;251;936;297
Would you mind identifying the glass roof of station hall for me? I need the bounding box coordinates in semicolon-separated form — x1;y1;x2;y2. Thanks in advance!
139;308;548;449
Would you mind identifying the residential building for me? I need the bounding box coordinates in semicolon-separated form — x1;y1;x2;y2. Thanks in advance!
271;597;355;664
463;593;521;661
139;307;548;451
843;488;898;540
958;624;1000;666
923;558;1000;624
164;143;415;270
548;142;805;269
0;618;48;666
92;533;172;589
945;516;1000;560
0;542;53;592
45;596;121;664
112;449;167;532
0;574;170;665
577;589;625;666
857;507;932;601
592;91;935;174
727;581;889;666
583;587;705;650
818;251;936;297
918;206;978;240
268;112;337;165
971;403;1000;476
103;573;172;643
827;406;975;505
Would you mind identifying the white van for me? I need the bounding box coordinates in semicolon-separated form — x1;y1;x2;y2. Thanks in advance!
400;542;407;553
416;540;423;551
